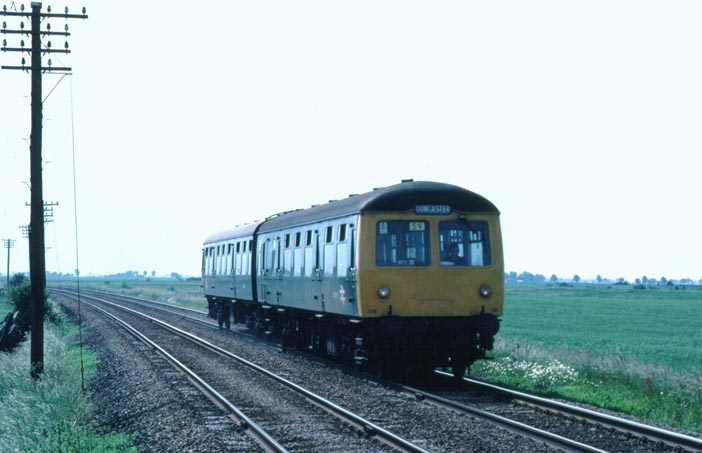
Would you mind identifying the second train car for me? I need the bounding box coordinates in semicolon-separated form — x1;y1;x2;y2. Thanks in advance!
202;180;503;379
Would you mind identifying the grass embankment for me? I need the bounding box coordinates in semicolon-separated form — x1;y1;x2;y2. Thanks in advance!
472;284;702;432
0;296;136;452
62;278;205;311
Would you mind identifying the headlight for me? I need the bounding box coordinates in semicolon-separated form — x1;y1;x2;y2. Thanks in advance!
377;286;391;299
479;284;491;298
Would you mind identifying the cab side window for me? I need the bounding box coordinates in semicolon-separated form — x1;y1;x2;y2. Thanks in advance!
439;220;491;266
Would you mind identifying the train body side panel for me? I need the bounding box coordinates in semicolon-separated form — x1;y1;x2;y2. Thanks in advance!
256;215;360;317
202;233;256;302
355;211;504;318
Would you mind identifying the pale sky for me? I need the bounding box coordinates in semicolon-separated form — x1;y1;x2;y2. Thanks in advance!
1;1;700;282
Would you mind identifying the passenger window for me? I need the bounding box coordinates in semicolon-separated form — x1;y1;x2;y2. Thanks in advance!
325;226;333;243
339;224;347;242
375;221;430;267
305;230;312;246
241;250;249;276
285;234;291;248
219;245;225;275
324;242;335;276
337;242;348;277
295;232;302;247
284;247;293;273
227;243;233;274
274;238;281;271
294;248;303;276
439;220;491;266
304;246;315;276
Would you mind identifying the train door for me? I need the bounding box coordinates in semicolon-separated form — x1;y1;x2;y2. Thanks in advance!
340;223;358;315
201;248;209;293
205;246;215;292
273;236;282;305
230;243;237;298
313;231;324;312
321;225;336;313
259;240;269;303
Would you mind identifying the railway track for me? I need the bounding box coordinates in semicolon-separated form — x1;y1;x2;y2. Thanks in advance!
440;372;702;452
52;288;701;452
77;297;286;452
54;290;427;452
400;382;606;453
402;372;702;453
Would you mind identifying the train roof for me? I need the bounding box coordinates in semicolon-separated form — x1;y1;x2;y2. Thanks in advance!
203;181;498;245
258;180;498;233
203;220;263;246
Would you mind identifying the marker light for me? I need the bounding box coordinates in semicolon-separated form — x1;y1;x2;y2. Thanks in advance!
479;284;492;298
377;286;390;299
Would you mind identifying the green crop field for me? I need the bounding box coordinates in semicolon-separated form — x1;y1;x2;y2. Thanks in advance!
499;284;702;373
472;283;702;431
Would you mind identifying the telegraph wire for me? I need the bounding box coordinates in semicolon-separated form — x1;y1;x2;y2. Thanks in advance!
43;72;69;103
69;74;85;392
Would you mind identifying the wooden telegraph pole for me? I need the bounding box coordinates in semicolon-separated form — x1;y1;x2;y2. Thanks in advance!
2;239;15;291
1;2;87;378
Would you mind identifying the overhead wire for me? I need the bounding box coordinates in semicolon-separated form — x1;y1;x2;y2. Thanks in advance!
69;74;85;392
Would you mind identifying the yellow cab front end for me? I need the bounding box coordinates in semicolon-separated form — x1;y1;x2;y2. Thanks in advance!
355;210;504;320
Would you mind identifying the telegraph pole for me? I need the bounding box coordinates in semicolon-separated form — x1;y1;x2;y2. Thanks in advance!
2;2;87;378
2;239;15;291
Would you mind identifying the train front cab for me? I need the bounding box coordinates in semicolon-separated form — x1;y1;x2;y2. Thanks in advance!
354;208;504;378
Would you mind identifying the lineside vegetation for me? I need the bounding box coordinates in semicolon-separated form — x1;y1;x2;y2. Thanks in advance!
0;295;135;452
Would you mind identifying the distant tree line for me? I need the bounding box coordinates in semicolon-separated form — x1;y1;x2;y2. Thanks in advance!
1;271;193;282
1;270;698;286
504;271;702;286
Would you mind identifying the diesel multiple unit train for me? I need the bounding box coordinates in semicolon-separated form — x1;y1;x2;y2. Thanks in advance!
202;180;503;378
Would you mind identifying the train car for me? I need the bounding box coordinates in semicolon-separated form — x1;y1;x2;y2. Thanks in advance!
202;221;261;318
202;180;503;379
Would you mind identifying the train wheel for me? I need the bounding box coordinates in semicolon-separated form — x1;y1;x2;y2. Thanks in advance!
373;358;388;380
452;361;467;381
369;336;389;379
407;361;435;384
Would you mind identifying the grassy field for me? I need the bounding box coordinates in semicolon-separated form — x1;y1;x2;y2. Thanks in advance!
0;295;136;452
58;278;206;311
472;283;702;432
